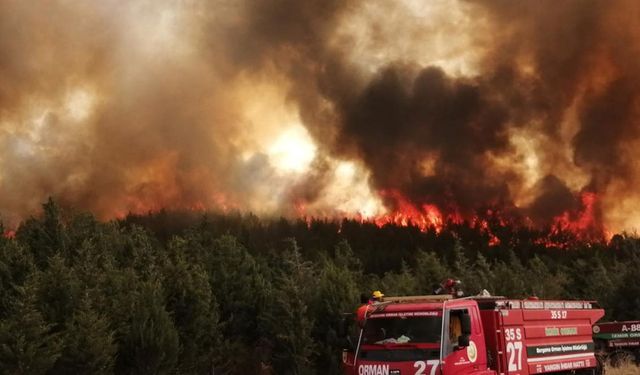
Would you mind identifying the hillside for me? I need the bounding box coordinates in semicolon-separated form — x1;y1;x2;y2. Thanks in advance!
1;201;639;373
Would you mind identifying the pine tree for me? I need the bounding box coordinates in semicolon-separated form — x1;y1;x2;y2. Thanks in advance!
35;255;81;328
0;279;62;374
468;253;495;295
161;248;221;373
451;239;470;280
414;251;450;294
260;239;316;375
203;235;269;372
492;249;527;297
0;220;6;246
0;240;36;318
122;225;162;280
526;256;567;298
609;268;640;320
49;296;117;375
16;198;68;269
116;281;179;375
570;256;615;318
380;261;418;296
311;241;361;372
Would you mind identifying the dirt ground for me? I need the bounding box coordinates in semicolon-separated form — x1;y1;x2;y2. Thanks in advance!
606;363;640;374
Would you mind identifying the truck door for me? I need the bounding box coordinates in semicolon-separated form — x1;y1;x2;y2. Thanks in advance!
441;306;486;374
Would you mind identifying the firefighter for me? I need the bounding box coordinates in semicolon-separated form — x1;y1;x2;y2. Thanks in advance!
449;312;462;348
369;290;384;304
435;278;464;297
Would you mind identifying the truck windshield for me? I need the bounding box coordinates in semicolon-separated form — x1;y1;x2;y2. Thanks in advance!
362;315;442;345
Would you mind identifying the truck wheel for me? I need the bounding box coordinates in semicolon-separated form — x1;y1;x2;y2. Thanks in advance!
594;352;606;374
594;353;605;375
609;350;634;368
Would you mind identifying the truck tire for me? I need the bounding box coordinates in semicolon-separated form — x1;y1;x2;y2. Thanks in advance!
587;350;606;375
594;353;605;375
608;350;635;368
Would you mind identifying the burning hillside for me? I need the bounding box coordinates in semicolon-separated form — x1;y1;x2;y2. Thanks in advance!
1;1;639;240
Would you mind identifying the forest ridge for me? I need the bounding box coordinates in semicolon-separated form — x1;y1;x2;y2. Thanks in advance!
0;199;637;374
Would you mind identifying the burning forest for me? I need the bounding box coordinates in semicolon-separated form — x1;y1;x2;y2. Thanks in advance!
1;0;640;244
4;2;640;372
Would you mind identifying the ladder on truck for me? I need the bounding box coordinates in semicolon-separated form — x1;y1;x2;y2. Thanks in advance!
495;304;508;375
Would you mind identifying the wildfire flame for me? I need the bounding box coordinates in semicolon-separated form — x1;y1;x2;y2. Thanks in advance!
1;1;639;243
371;190;449;232
348;190;606;248
0;188;609;249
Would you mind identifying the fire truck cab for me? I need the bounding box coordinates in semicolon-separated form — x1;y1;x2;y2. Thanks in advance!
340;294;604;375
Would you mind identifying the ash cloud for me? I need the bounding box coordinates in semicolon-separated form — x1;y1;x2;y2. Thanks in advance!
1;0;640;232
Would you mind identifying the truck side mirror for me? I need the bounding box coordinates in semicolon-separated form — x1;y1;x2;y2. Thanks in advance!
461;313;472;335
338;313;353;338
339;336;355;351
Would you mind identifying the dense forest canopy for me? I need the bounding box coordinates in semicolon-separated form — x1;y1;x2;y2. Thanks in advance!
1;199;639;374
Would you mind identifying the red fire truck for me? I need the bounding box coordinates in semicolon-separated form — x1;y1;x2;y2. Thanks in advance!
593;320;640;365
340;294;604;375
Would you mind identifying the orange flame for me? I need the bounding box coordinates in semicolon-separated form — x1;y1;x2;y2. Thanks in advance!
552;192;598;234
357;190;606;248
533;191;606;248
473;216;502;246
372;190;450;232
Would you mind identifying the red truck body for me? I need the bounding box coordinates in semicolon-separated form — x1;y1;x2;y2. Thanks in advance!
342;295;604;375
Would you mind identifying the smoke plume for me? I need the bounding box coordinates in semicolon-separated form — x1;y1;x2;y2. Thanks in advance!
1;0;639;234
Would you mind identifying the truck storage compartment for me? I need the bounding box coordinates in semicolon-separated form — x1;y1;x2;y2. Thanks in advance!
479;299;604;374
